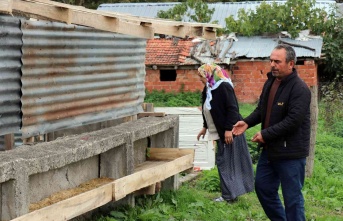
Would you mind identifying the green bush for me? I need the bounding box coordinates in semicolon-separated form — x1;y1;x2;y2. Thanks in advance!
195;166;220;192
144;90;201;107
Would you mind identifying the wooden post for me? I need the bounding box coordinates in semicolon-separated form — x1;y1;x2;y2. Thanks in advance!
23;137;35;144
4;134;14;150
142;103;154;112
38;135;45;142
123;114;138;122
306;85;318;177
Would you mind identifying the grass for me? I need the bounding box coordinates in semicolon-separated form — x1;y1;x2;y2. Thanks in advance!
93;92;343;221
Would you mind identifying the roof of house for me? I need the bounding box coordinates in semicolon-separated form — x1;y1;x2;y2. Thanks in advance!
146;35;323;66
145;38;198;65
98;1;336;27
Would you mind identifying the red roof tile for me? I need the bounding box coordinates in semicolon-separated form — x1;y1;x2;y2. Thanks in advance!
145;38;198;65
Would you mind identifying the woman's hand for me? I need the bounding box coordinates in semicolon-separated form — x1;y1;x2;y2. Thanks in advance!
197;127;207;141
225;130;233;144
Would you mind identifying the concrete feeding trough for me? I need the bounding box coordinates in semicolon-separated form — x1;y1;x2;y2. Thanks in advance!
10;148;194;221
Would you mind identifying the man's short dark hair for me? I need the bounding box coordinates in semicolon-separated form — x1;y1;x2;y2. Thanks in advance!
274;44;297;64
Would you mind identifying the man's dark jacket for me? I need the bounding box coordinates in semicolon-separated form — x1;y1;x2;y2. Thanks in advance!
201;82;242;141
244;69;311;161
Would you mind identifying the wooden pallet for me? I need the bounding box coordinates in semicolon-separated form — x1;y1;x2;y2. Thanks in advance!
11;148;194;221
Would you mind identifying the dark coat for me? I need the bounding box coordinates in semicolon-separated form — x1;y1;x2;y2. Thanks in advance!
201;82;242;141
244;69;311;160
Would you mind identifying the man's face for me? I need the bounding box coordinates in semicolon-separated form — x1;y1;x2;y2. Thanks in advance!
270;48;294;79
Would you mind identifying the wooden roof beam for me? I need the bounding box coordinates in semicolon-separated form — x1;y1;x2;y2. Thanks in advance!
97;11;221;39
0;0;221;39
1;0;154;38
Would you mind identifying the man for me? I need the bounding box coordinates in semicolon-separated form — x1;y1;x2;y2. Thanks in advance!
232;44;311;221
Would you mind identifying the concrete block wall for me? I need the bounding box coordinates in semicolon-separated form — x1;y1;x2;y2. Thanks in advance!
0;115;179;220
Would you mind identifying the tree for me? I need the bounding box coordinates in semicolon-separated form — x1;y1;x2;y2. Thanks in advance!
224;0;329;38
157;0;215;23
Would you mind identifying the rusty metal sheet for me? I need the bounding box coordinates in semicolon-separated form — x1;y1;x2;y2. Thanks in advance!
21;20;146;138
0;15;22;136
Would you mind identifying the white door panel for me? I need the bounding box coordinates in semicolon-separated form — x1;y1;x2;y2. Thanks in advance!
155;107;215;170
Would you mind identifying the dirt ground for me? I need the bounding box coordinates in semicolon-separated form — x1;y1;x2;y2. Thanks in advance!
29;177;114;212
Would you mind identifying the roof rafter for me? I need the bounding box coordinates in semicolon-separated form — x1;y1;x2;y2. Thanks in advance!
0;0;221;39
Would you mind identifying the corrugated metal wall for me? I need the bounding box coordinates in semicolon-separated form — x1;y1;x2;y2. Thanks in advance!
20;20;146;138
0;15;22;137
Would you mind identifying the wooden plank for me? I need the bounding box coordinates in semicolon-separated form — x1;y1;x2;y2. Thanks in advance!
97;10;221;29
0;0;220;39
22;136;35;144
4;134;14;150
11;183;113;221
10;0;154;38
148;148;195;161
134;161;167;172
113;153;194;201
137;112;165;118
0;0;12;14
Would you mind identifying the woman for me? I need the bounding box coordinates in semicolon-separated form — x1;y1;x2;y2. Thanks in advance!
197;63;254;203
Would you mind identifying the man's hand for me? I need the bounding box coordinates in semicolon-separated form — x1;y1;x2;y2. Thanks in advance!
197;127;207;141
225;130;233;144
252;131;265;143
232;121;248;136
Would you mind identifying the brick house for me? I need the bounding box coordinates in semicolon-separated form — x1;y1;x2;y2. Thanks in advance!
145;36;322;103
145;38;207;93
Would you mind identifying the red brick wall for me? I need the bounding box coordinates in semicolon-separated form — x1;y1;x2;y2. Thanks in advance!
145;69;204;92
232;60;317;103
145;60;317;103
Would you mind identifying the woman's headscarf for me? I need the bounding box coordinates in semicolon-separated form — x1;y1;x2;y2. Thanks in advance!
198;63;234;110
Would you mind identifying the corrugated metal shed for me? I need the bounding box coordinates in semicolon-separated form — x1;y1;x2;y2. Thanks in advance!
97;1;336;27
20;20;146;137
193;36;323;64
0;15;22;136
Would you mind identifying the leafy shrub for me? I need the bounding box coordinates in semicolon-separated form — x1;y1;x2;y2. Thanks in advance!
144;90;201;107
195;167;220;192
316;133;343;150
319;83;343;137
332;121;343;138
